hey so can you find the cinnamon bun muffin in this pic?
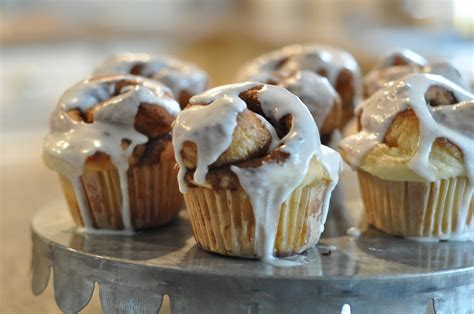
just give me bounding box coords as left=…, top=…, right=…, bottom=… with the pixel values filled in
left=340, top=73, right=474, bottom=240
left=364, top=49, right=469, bottom=98
left=237, top=44, right=362, bottom=137
left=173, top=82, right=342, bottom=265
left=43, top=75, right=182, bottom=232
left=93, top=53, right=209, bottom=108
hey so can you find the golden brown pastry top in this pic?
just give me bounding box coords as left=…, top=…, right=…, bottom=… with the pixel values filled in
left=172, top=82, right=342, bottom=192
left=44, top=74, right=180, bottom=177
left=340, top=73, right=474, bottom=183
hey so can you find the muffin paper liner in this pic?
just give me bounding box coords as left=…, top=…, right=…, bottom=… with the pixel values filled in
left=59, top=160, right=182, bottom=230
left=183, top=182, right=329, bottom=258
left=358, top=170, right=473, bottom=239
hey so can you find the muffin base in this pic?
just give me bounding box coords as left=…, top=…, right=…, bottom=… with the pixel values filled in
left=183, top=182, right=329, bottom=258
left=59, top=161, right=182, bottom=230
left=358, top=170, right=473, bottom=239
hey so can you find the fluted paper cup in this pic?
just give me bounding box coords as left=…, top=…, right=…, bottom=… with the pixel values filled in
left=358, top=170, right=473, bottom=240
left=183, top=182, right=329, bottom=258
left=59, top=160, right=182, bottom=231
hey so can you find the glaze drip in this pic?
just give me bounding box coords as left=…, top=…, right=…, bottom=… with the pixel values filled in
left=172, top=82, right=342, bottom=265
left=44, top=75, right=180, bottom=232
left=372, top=49, right=428, bottom=69
left=431, top=101, right=474, bottom=138
left=173, top=92, right=249, bottom=192
left=279, top=71, right=339, bottom=130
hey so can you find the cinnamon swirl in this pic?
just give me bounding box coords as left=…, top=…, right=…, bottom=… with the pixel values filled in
left=173, top=82, right=342, bottom=265
left=43, top=75, right=182, bottom=232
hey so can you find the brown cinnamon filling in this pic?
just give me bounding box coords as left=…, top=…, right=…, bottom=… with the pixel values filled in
left=274, top=56, right=290, bottom=69
left=66, top=79, right=139, bottom=123
left=128, top=63, right=196, bottom=109
left=130, top=62, right=199, bottom=109
left=238, top=86, right=292, bottom=138
left=67, top=78, right=176, bottom=168
left=130, top=133, right=172, bottom=166
left=129, top=63, right=146, bottom=76
left=259, top=53, right=355, bottom=124
left=85, top=132, right=172, bottom=169
left=182, top=84, right=300, bottom=190
left=184, top=149, right=292, bottom=191
left=425, top=85, right=458, bottom=107
left=391, top=55, right=410, bottom=67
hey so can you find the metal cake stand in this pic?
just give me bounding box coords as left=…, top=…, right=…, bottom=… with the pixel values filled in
left=31, top=196, right=474, bottom=314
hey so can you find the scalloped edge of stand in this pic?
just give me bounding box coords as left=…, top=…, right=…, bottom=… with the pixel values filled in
left=32, top=225, right=474, bottom=314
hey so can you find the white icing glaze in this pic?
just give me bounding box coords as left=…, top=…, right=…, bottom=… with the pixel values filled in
left=172, top=83, right=253, bottom=193
left=431, top=101, right=474, bottom=138
left=340, top=73, right=474, bottom=239
left=254, top=113, right=280, bottom=150
left=364, top=65, right=421, bottom=97
left=317, top=244, right=337, bottom=255
left=279, top=71, right=338, bottom=130
left=94, top=53, right=208, bottom=101
left=340, top=303, right=351, bottom=314
left=172, top=82, right=342, bottom=266
left=346, top=227, right=361, bottom=237
left=69, top=176, right=93, bottom=228
left=238, top=44, right=361, bottom=89
left=364, top=63, right=470, bottom=98
left=364, top=50, right=469, bottom=97
left=425, top=63, right=470, bottom=90
left=372, top=49, right=428, bottom=69
left=44, top=75, right=180, bottom=232
left=407, top=232, right=474, bottom=242
left=405, top=237, right=446, bottom=243
left=317, top=145, right=342, bottom=235
left=237, top=44, right=362, bottom=123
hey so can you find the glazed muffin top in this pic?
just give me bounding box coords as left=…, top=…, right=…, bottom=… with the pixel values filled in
left=173, top=82, right=342, bottom=193
left=236, top=44, right=362, bottom=126
left=363, top=49, right=469, bottom=98
left=44, top=75, right=180, bottom=177
left=93, top=53, right=209, bottom=108
left=172, top=82, right=342, bottom=265
left=266, top=71, right=343, bottom=137
left=339, top=73, right=474, bottom=184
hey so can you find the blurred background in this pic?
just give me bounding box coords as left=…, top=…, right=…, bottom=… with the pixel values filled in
left=1, top=0, right=473, bottom=312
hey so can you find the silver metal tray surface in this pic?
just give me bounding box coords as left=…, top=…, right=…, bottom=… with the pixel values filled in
left=32, top=191, right=474, bottom=314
